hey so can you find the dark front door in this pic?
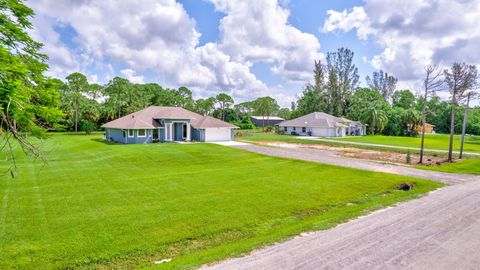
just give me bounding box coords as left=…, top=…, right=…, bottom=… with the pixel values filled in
left=153, top=129, right=159, bottom=140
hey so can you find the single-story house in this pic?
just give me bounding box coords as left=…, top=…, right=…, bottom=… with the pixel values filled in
left=277, top=112, right=366, bottom=137
left=101, top=106, right=238, bottom=144
left=416, top=123, right=435, bottom=134
left=250, top=116, right=285, bottom=127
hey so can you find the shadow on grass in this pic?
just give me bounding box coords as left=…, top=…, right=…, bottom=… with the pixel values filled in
left=91, top=138, right=124, bottom=145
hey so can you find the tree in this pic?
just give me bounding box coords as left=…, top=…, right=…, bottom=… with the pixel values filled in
left=459, top=91, right=477, bottom=159
left=444, top=63, right=477, bottom=162
left=392, top=90, right=416, bottom=110
left=277, top=108, right=291, bottom=120
left=103, top=77, right=132, bottom=119
left=1, top=0, right=59, bottom=174
left=253, top=97, right=279, bottom=130
left=402, top=108, right=421, bottom=137
left=346, top=88, right=387, bottom=121
left=194, top=97, right=216, bottom=116
left=325, top=48, right=359, bottom=116
left=294, top=60, right=326, bottom=117
left=366, top=70, right=398, bottom=101
left=419, top=65, right=443, bottom=163
left=215, top=93, right=234, bottom=121
left=65, top=73, right=90, bottom=132
left=361, top=103, right=388, bottom=135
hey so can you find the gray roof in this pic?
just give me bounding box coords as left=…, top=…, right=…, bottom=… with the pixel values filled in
left=250, top=116, right=284, bottom=121
left=101, top=106, right=238, bottom=129
left=278, top=112, right=356, bottom=128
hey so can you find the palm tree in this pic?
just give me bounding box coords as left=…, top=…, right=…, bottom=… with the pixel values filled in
left=361, top=104, right=388, bottom=135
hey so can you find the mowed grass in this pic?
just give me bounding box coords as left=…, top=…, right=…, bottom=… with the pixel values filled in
left=0, top=134, right=442, bottom=269
left=417, top=159, right=480, bottom=175
left=332, top=134, right=480, bottom=153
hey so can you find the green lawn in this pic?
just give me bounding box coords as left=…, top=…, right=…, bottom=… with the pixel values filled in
left=417, top=159, right=480, bottom=175
left=332, top=134, right=480, bottom=153
left=0, top=134, right=442, bottom=269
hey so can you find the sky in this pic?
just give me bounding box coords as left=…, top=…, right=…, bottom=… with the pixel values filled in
left=28, top=0, right=480, bottom=107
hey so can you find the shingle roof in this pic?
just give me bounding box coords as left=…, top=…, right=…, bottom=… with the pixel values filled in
left=277, top=112, right=352, bottom=128
left=101, top=106, right=238, bottom=129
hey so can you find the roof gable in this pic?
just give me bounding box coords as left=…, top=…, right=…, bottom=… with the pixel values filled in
left=101, top=106, right=237, bottom=129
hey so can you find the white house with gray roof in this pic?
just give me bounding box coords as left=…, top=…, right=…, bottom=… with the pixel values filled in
left=101, top=106, right=238, bottom=144
left=277, top=112, right=366, bottom=137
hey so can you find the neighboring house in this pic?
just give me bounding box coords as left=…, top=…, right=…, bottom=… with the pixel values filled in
left=101, top=106, right=238, bottom=144
left=416, top=123, right=435, bottom=134
left=250, top=116, right=285, bottom=127
left=277, top=112, right=366, bottom=137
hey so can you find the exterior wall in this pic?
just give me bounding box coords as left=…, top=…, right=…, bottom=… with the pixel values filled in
left=281, top=126, right=346, bottom=137
left=191, top=128, right=201, bottom=141
left=106, top=128, right=126, bottom=143
left=106, top=128, right=154, bottom=144
left=126, top=129, right=154, bottom=144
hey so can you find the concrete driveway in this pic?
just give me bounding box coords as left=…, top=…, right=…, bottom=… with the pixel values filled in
left=200, top=144, right=480, bottom=270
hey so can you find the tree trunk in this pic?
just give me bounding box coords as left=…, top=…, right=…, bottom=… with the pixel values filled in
left=447, top=100, right=456, bottom=162
left=419, top=92, right=428, bottom=164
left=75, top=98, right=79, bottom=132
left=262, top=115, right=265, bottom=131
left=459, top=94, right=470, bottom=159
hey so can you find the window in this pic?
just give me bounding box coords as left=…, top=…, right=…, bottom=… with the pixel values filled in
left=302, top=127, right=306, bottom=133
left=137, top=129, right=146, bottom=137
left=128, top=129, right=134, bottom=137
left=123, top=131, right=126, bottom=137
left=293, top=127, right=296, bottom=131
left=284, top=127, right=287, bottom=132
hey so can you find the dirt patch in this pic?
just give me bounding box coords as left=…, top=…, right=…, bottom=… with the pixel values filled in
left=254, top=141, right=449, bottom=166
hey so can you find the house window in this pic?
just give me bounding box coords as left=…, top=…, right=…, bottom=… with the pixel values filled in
left=293, top=127, right=296, bottom=131
left=284, top=127, right=287, bottom=132
left=128, top=129, right=134, bottom=137
left=137, top=129, right=146, bottom=137
left=302, top=127, right=306, bottom=133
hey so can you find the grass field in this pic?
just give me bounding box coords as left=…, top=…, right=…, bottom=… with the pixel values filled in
left=237, top=131, right=480, bottom=153
left=332, top=134, right=480, bottom=153
left=0, top=134, right=442, bottom=269
left=417, top=159, right=480, bottom=175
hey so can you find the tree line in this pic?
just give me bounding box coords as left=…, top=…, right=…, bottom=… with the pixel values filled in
left=1, top=1, right=478, bottom=174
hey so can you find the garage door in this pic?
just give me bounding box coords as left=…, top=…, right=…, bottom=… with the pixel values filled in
left=205, top=128, right=232, bottom=142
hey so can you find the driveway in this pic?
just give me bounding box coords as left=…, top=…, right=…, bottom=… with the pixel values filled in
left=233, top=144, right=479, bottom=185
left=200, top=144, right=480, bottom=270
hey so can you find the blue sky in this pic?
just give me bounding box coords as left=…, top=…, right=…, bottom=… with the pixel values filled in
left=29, top=0, right=480, bottom=106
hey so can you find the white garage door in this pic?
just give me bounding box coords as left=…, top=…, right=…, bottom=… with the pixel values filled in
left=205, top=128, right=232, bottom=142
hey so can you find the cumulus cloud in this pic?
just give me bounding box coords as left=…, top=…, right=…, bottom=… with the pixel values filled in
left=211, top=0, right=323, bottom=82
left=120, top=69, right=145, bottom=84
left=28, top=0, right=320, bottom=104
left=323, top=0, right=480, bottom=86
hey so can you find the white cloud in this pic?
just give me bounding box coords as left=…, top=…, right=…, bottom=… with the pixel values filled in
left=322, top=7, right=372, bottom=40
left=120, top=69, right=145, bottom=84
left=211, top=0, right=323, bottom=82
left=323, top=0, right=480, bottom=87
left=29, top=0, right=322, bottom=105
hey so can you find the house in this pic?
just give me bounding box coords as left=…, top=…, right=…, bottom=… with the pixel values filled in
left=277, top=112, right=366, bottom=137
left=250, top=116, right=285, bottom=127
left=101, top=106, right=238, bottom=143
left=416, top=123, right=435, bottom=134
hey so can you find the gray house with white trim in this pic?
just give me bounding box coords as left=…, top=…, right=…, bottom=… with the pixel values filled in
left=101, top=106, right=238, bottom=144
left=277, top=112, right=366, bottom=137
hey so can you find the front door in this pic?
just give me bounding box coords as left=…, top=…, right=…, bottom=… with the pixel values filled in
left=153, top=129, right=159, bottom=140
